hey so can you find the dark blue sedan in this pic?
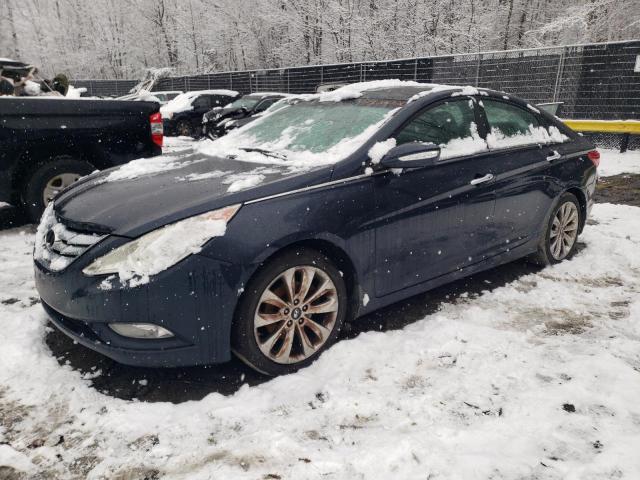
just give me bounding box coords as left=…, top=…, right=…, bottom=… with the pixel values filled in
left=34, top=82, right=599, bottom=376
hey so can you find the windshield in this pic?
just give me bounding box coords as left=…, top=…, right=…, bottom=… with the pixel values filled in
left=228, top=96, right=261, bottom=110
left=198, top=98, right=398, bottom=169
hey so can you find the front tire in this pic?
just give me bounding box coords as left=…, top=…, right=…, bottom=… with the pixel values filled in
left=176, top=119, right=193, bottom=137
left=531, top=192, right=581, bottom=265
left=232, top=248, right=348, bottom=376
left=22, top=156, right=94, bottom=223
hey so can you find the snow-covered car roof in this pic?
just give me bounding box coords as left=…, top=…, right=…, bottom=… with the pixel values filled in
left=299, top=80, right=472, bottom=103
left=161, top=89, right=240, bottom=116
left=243, top=92, right=292, bottom=98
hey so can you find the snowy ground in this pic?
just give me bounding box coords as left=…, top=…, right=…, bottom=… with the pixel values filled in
left=597, top=148, right=640, bottom=177
left=1, top=141, right=640, bottom=479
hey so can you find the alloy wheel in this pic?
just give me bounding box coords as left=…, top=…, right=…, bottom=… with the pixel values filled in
left=254, top=266, right=339, bottom=364
left=43, top=173, right=81, bottom=205
left=549, top=201, right=579, bottom=260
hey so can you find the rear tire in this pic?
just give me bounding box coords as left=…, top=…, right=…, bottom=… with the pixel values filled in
left=22, top=156, right=94, bottom=223
left=232, top=247, right=348, bottom=376
left=530, top=192, right=581, bottom=266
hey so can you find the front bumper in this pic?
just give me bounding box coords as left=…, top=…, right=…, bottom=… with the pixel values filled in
left=35, top=251, right=244, bottom=367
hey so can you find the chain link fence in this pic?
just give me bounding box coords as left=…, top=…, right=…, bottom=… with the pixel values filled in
left=72, top=40, right=639, bottom=151
left=73, top=40, right=639, bottom=120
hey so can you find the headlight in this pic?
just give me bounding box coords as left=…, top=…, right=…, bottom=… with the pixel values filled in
left=202, top=114, right=208, bottom=123
left=83, top=204, right=241, bottom=284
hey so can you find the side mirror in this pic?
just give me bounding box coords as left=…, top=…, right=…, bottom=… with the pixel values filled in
left=378, top=142, right=441, bottom=169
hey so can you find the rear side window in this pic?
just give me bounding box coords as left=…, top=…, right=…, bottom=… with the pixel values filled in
left=394, top=99, right=487, bottom=160
left=482, top=99, right=567, bottom=148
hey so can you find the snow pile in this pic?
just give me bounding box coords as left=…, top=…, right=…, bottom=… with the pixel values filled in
left=486, top=124, right=568, bottom=149
left=65, top=85, right=87, bottom=98
left=33, top=203, right=104, bottom=272
left=368, top=138, right=397, bottom=164
left=223, top=172, right=267, bottom=192
left=439, top=122, right=488, bottom=159
left=99, top=155, right=201, bottom=183
left=597, top=148, right=640, bottom=177
left=23, top=80, right=41, bottom=96
left=97, top=213, right=228, bottom=288
left=1, top=203, right=640, bottom=478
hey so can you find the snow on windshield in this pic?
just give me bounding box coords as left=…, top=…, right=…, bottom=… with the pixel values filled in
left=198, top=99, right=400, bottom=170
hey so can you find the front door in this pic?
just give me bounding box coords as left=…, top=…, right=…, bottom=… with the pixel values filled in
left=373, top=97, right=497, bottom=297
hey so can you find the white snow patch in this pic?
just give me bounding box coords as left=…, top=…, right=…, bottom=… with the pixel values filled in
left=368, top=138, right=396, bottom=164
left=362, top=293, right=370, bottom=306
left=23, top=80, right=41, bottom=96
left=103, top=214, right=227, bottom=287
left=0, top=444, right=35, bottom=475
left=450, top=85, right=480, bottom=96
left=4, top=202, right=640, bottom=478
left=175, top=170, right=230, bottom=182
left=100, top=155, right=201, bottom=183
left=598, top=148, right=640, bottom=177
left=439, top=122, right=487, bottom=159
left=486, top=124, right=568, bottom=149
left=223, top=172, right=267, bottom=193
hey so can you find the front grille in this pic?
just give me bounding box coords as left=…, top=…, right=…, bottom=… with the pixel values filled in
left=35, top=204, right=106, bottom=272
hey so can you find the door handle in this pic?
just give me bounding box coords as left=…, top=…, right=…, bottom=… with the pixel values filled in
left=470, top=173, right=494, bottom=186
left=546, top=150, right=561, bottom=162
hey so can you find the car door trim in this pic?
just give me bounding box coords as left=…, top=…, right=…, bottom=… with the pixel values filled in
left=244, top=172, right=380, bottom=205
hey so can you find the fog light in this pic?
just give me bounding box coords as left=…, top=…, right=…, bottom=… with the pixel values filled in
left=109, top=323, right=174, bottom=339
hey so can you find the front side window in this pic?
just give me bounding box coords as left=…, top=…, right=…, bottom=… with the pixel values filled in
left=482, top=99, right=566, bottom=148
left=394, top=99, right=487, bottom=160
left=193, top=96, right=210, bottom=109
left=254, top=98, right=280, bottom=113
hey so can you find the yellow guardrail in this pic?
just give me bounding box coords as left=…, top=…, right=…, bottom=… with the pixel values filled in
left=562, top=119, right=640, bottom=134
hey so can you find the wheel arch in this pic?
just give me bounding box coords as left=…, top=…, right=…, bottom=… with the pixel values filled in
left=235, top=237, right=362, bottom=333
left=564, top=186, right=587, bottom=233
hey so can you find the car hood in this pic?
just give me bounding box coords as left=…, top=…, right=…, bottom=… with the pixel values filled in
left=54, top=150, right=332, bottom=238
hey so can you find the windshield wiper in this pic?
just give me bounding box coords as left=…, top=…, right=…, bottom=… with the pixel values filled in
left=238, top=147, right=288, bottom=160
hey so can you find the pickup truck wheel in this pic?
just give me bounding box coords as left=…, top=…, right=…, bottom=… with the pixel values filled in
left=23, top=157, right=94, bottom=222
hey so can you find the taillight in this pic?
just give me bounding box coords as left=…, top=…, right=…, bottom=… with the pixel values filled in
left=149, top=112, right=163, bottom=148
left=587, top=150, right=600, bottom=167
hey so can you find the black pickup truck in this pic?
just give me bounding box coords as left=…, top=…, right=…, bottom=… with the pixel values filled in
left=0, top=97, right=162, bottom=221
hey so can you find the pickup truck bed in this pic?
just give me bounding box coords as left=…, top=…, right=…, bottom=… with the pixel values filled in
left=0, top=97, right=162, bottom=221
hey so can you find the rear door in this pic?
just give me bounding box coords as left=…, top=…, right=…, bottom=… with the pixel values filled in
left=477, top=98, right=558, bottom=250
left=373, top=97, right=498, bottom=297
